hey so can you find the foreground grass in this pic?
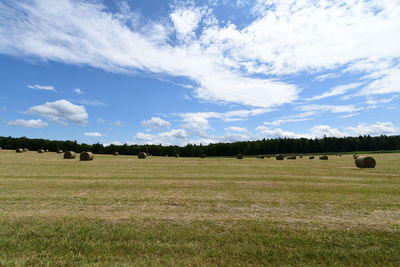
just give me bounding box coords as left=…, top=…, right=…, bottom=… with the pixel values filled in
left=0, top=151, right=399, bottom=266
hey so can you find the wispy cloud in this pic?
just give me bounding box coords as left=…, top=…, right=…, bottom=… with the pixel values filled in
left=263, top=111, right=317, bottom=126
left=307, top=82, right=363, bottom=101
left=84, top=132, right=103, bottom=137
left=96, top=118, right=105, bottom=124
left=0, top=0, right=298, bottom=108
left=72, top=99, right=107, bottom=106
left=299, top=104, right=363, bottom=114
left=27, top=84, right=55, bottom=91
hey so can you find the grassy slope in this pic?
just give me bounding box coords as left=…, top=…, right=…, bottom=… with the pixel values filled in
left=0, top=151, right=399, bottom=266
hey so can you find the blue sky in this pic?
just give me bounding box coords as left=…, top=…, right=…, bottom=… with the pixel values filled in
left=0, top=0, right=399, bottom=145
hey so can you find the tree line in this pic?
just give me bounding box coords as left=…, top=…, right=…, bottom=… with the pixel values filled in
left=1, top=135, right=400, bottom=157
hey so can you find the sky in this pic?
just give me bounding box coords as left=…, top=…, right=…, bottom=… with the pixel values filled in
left=0, top=0, right=399, bottom=146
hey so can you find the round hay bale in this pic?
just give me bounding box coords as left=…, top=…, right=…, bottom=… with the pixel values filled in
left=16, top=148, right=23, bottom=153
left=309, top=156, right=315, bottom=160
left=113, top=152, right=119, bottom=156
left=355, top=156, right=376, bottom=168
left=38, top=149, right=45, bottom=153
left=45, top=149, right=49, bottom=152
left=138, top=152, right=147, bottom=159
left=23, top=148, right=29, bottom=152
left=276, top=154, right=284, bottom=160
left=57, top=150, right=63, bottom=154
left=64, top=151, right=76, bottom=159
left=286, top=156, right=296, bottom=160
left=259, top=155, right=265, bottom=159
left=174, top=154, right=180, bottom=158
left=80, top=151, right=94, bottom=161
left=236, top=154, right=244, bottom=159
left=299, top=156, right=303, bottom=158
left=319, top=155, right=328, bottom=160
left=200, top=153, right=206, bottom=158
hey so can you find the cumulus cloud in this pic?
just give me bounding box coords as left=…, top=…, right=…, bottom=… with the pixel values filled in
left=26, top=99, right=88, bottom=125
left=103, top=141, right=124, bottom=146
left=135, top=129, right=188, bottom=142
left=256, top=122, right=399, bottom=140
left=256, top=126, right=303, bottom=139
left=135, top=132, right=155, bottom=141
left=346, top=122, right=399, bottom=136
left=309, top=125, right=347, bottom=138
left=141, top=117, right=170, bottom=129
left=159, top=129, right=188, bottom=140
left=8, top=119, right=48, bottom=128
left=181, top=116, right=210, bottom=136
left=27, top=84, right=55, bottom=91
left=84, top=132, right=103, bottom=137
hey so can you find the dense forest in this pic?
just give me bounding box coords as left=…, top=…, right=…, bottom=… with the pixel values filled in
left=1, top=135, right=400, bottom=157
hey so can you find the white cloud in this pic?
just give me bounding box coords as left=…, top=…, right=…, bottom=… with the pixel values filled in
left=358, top=67, right=400, bottom=95
left=141, top=117, right=170, bottom=129
left=299, top=104, right=362, bottom=114
left=365, top=98, right=394, bottom=105
left=309, top=125, right=347, bottom=138
left=225, top=126, right=248, bottom=133
left=256, top=126, right=303, bottom=139
left=257, top=124, right=348, bottom=139
left=26, top=99, right=88, bottom=125
left=181, top=115, right=210, bottom=136
left=202, top=0, right=400, bottom=96
left=263, top=111, right=316, bottom=126
left=73, top=88, right=84, bottom=94
left=96, top=118, right=105, bottom=124
left=159, top=129, right=188, bottom=140
left=27, top=84, right=55, bottom=91
left=135, top=132, right=155, bottom=141
left=307, top=82, right=363, bottom=101
left=110, top=120, right=122, bottom=127
left=8, top=119, right=48, bottom=128
left=170, top=6, right=204, bottom=38
left=314, top=73, right=339, bottom=82
left=103, top=141, right=124, bottom=146
left=84, top=132, right=103, bottom=137
left=135, top=129, right=188, bottom=142
left=0, top=0, right=298, bottom=108
left=177, top=108, right=273, bottom=123
left=72, top=99, right=107, bottom=106
left=346, top=122, right=399, bottom=136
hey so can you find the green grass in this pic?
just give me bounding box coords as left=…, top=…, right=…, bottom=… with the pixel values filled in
left=0, top=150, right=399, bottom=266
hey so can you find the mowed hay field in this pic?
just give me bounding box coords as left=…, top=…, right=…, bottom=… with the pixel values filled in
left=0, top=151, right=399, bottom=266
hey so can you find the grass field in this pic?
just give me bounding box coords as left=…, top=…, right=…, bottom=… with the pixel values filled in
left=0, top=150, right=399, bottom=266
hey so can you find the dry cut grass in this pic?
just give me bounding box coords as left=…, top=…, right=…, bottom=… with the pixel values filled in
left=0, top=150, right=399, bottom=266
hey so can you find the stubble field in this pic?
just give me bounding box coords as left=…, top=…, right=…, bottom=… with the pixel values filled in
left=0, top=150, right=399, bottom=266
